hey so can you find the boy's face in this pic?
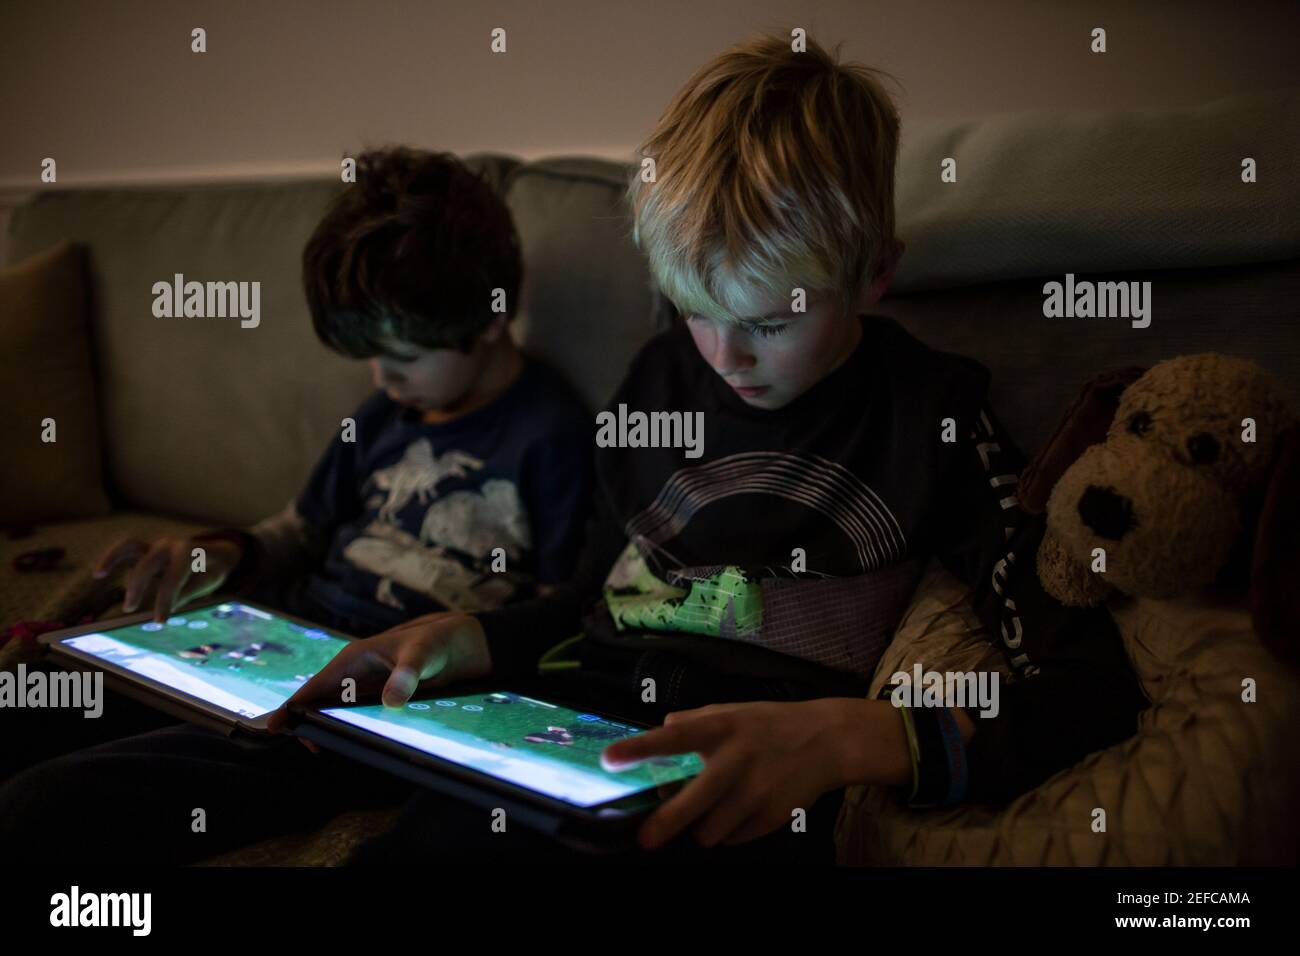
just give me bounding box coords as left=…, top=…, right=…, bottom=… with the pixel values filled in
left=684, top=244, right=902, bottom=410
left=367, top=325, right=498, bottom=412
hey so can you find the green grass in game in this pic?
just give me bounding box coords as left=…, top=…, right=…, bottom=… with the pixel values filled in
left=354, top=692, right=703, bottom=790
left=97, top=604, right=347, bottom=712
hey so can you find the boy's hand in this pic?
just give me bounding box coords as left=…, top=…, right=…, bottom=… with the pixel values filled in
left=94, top=536, right=243, bottom=622
left=601, top=698, right=912, bottom=850
left=265, top=612, right=492, bottom=735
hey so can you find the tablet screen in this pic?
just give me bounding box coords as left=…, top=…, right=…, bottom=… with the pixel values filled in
left=60, top=602, right=348, bottom=720
left=322, top=692, right=704, bottom=807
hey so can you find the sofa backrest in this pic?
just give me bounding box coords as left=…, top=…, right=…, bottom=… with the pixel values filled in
left=6, top=155, right=670, bottom=525
left=8, top=87, right=1299, bottom=525
left=880, top=257, right=1300, bottom=455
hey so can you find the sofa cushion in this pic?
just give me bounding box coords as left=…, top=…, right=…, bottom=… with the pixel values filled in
left=0, top=240, right=111, bottom=526
left=504, top=157, right=672, bottom=411
left=0, top=511, right=208, bottom=641
left=7, top=181, right=369, bottom=526
left=891, top=87, right=1300, bottom=293
left=877, top=256, right=1300, bottom=454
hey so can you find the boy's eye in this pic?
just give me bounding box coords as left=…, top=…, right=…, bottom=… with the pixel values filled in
left=682, top=313, right=786, bottom=337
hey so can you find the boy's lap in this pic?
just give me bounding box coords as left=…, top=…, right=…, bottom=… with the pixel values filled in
left=0, top=722, right=408, bottom=866
left=347, top=776, right=844, bottom=868
left=304, top=743, right=835, bottom=866
left=0, top=673, right=176, bottom=782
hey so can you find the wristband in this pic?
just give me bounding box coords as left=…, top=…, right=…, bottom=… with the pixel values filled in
left=906, top=707, right=951, bottom=808
left=933, top=706, right=970, bottom=806
left=879, top=683, right=923, bottom=804
left=898, top=704, right=921, bottom=802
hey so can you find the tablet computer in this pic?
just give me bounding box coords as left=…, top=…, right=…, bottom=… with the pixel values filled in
left=38, top=599, right=353, bottom=734
left=292, top=689, right=704, bottom=853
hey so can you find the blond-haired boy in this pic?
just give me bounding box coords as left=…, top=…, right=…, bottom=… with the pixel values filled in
left=282, top=35, right=1146, bottom=865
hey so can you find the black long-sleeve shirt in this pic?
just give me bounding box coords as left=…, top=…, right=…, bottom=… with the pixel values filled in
left=478, top=315, right=1146, bottom=805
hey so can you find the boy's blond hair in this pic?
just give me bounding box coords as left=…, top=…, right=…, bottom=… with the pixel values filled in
left=628, top=34, right=900, bottom=323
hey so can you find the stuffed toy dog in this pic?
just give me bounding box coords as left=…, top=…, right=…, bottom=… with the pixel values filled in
left=1019, top=354, right=1299, bottom=666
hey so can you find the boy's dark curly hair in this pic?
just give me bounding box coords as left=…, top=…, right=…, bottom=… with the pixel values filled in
left=303, top=147, right=522, bottom=357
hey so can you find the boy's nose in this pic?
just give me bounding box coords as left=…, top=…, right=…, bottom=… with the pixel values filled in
left=711, top=324, right=755, bottom=375
left=369, top=360, right=404, bottom=389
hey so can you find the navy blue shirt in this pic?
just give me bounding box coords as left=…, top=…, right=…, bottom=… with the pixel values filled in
left=287, top=358, right=592, bottom=636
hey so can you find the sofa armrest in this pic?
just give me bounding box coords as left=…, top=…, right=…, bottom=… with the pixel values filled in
left=0, top=512, right=211, bottom=669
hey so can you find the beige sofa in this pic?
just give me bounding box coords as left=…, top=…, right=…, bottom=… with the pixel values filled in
left=3, top=87, right=1298, bottom=864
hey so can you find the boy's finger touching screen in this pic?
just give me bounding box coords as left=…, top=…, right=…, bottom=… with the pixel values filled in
left=267, top=611, right=491, bottom=732
left=600, top=719, right=707, bottom=771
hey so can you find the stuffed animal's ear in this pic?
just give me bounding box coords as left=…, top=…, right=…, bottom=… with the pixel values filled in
left=1250, top=426, right=1300, bottom=668
left=1020, top=366, right=1147, bottom=514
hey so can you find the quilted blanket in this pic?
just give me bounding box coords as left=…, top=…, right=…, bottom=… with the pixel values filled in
left=836, top=561, right=1300, bottom=865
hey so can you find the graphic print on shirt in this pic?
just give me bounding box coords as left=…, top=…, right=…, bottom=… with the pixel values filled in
left=371, top=442, right=484, bottom=522
left=624, top=451, right=906, bottom=574
left=343, top=438, right=532, bottom=613
left=600, top=452, right=912, bottom=674
left=604, top=542, right=764, bottom=637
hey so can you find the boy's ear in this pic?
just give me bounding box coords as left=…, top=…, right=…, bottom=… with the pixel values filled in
left=860, top=240, right=905, bottom=308
left=1249, top=426, right=1300, bottom=668
left=884, top=239, right=905, bottom=273
left=480, top=313, right=510, bottom=344
left=1019, top=366, right=1147, bottom=513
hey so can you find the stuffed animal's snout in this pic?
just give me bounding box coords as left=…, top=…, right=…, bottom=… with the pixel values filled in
left=1076, top=484, right=1138, bottom=540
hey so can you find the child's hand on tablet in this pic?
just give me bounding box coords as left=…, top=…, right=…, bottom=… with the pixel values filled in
left=94, top=536, right=244, bottom=622
left=600, top=698, right=913, bottom=850
left=266, top=612, right=492, bottom=734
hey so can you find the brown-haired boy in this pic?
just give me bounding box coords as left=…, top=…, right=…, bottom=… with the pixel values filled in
left=99, top=147, right=592, bottom=634
left=0, top=148, right=594, bottom=863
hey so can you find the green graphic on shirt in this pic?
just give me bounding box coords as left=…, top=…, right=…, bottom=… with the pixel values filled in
left=602, top=542, right=762, bottom=637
